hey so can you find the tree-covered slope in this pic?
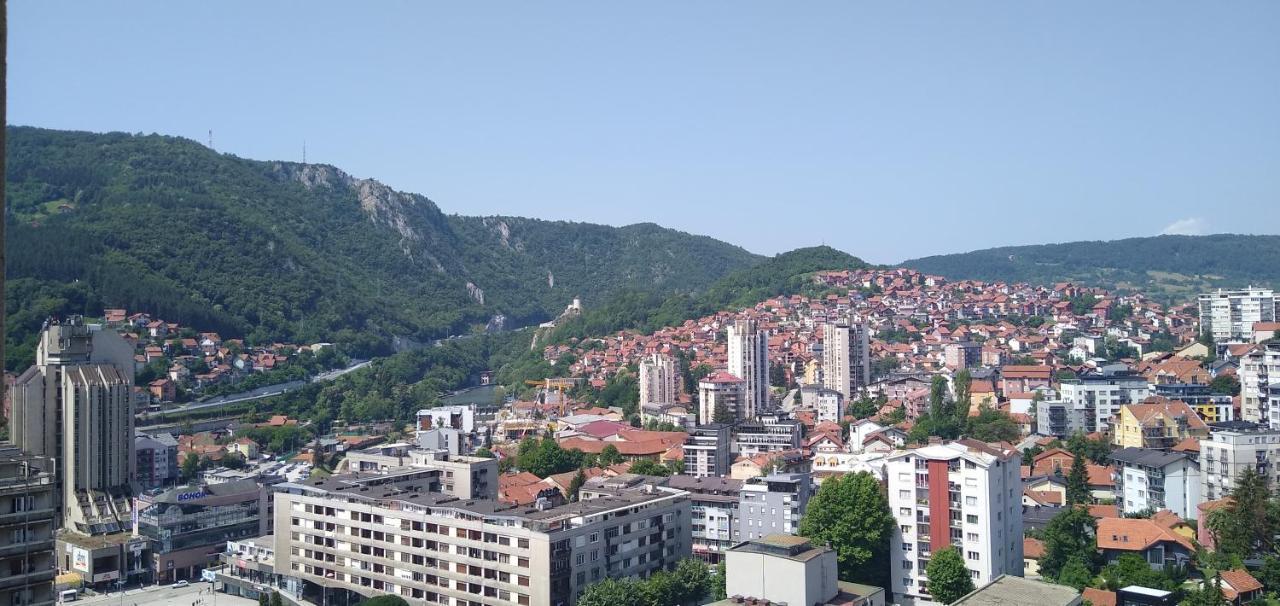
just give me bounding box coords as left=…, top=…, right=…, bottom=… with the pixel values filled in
left=4, top=127, right=761, bottom=368
left=901, top=235, right=1280, bottom=298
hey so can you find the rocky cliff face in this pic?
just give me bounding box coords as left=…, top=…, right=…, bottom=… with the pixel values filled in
left=271, top=162, right=452, bottom=270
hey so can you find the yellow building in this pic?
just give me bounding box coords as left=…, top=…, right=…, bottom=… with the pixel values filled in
left=1113, top=399, right=1209, bottom=449
left=802, top=359, right=821, bottom=386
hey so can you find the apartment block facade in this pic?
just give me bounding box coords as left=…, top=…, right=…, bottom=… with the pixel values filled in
left=735, top=473, right=812, bottom=542
left=638, top=353, right=678, bottom=409
left=667, top=475, right=741, bottom=564
left=274, top=472, right=691, bottom=606
left=8, top=317, right=137, bottom=535
left=887, top=441, right=1023, bottom=606
left=1059, top=369, right=1152, bottom=433
left=0, top=445, right=57, bottom=606
left=1199, top=287, right=1279, bottom=343
left=727, top=319, right=770, bottom=419
left=1110, top=448, right=1200, bottom=519
left=1201, top=421, right=1280, bottom=501
left=681, top=424, right=732, bottom=479
left=822, top=320, right=870, bottom=402
left=698, top=372, right=746, bottom=425
left=1240, top=343, right=1280, bottom=426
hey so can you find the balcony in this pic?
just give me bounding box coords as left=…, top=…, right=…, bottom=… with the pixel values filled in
left=0, top=507, right=56, bottom=525
left=0, top=537, right=55, bottom=558
left=0, top=567, right=57, bottom=591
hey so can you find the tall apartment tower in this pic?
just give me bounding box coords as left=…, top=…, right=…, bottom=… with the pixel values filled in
left=8, top=316, right=137, bottom=534
left=822, top=319, right=870, bottom=402
left=1199, top=287, right=1279, bottom=343
left=886, top=440, right=1023, bottom=605
left=727, top=319, right=770, bottom=419
left=639, top=353, right=678, bottom=408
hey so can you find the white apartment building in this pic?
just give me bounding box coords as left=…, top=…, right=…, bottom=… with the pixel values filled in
left=798, top=384, right=844, bottom=424
left=638, top=353, right=678, bottom=409
left=1201, top=420, right=1280, bottom=502
left=1199, top=287, right=1279, bottom=343
left=727, top=319, right=770, bottom=419
left=822, top=320, right=871, bottom=402
left=887, top=441, right=1023, bottom=606
left=1110, top=448, right=1200, bottom=519
left=1240, top=343, right=1280, bottom=426
left=699, top=372, right=746, bottom=425
left=275, top=473, right=691, bottom=606
left=1059, top=369, right=1152, bottom=433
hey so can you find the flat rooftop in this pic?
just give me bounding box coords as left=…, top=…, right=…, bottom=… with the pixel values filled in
left=299, top=472, right=681, bottom=524
left=952, top=575, right=1081, bottom=606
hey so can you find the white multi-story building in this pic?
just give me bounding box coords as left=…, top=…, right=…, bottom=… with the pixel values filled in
left=639, top=353, right=678, bottom=409
left=1110, top=448, right=1200, bottom=519
left=728, top=319, right=770, bottom=419
left=887, top=440, right=1023, bottom=605
left=798, top=385, right=844, bottom=424
left=1059, top=369, right=1151, bottom=433
left=1240, top=343, right=1280, bottom=426
left=1199, top=287, right=1279, bottom=343
left=699, top=372, right=746, bottom=425
left=275, top=472, right=691, bottom=606
left=822, top=320, right=871, bottom=402
left=1201, top=420, right=1280, bottom=501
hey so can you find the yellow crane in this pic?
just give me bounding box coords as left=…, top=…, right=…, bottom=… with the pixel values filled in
left=524, top=378, right=577, bottom=416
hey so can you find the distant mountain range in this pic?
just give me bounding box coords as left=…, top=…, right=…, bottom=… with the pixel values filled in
left=901, top=234, right=1280, bottom=299
left=7, top=127, right=1277, bottom=370
left=3, top=127, right=763, bottom=367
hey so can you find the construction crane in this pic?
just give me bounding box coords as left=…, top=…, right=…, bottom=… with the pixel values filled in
left=524, top=378, right=577, bottom=416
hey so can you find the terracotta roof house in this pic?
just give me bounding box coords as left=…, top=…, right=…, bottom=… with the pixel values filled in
left=1219, top=569, right=1264, bottom=604
left=1096, top=517, right=1195, bottom=571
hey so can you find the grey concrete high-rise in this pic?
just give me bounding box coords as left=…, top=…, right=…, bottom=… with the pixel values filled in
left=8, top=317, right=136, bottom=535
left=822, top=319, right=870, bottom=402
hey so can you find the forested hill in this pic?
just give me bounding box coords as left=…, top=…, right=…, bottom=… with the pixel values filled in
left=901, top=234, right=1280, bottom=299
left=3, top=126, right=762, bottom=368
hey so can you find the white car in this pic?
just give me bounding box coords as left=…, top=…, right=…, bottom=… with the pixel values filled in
left=173, top=580, right=189, bottom=588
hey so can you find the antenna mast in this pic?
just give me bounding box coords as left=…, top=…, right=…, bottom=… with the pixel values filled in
left=303, top=140, right=307, bottom=164
left=208, top=129, right=213, bottom=149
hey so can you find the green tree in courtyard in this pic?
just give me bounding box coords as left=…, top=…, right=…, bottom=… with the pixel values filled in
left=1040, top=507, right=1098, bottom=582
left=797, top=472, right=894, bottom=587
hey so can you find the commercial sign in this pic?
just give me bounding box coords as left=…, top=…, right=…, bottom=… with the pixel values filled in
left=72, top=548, right=89, bottom=572
left=176, top=491, right=208, bottom=502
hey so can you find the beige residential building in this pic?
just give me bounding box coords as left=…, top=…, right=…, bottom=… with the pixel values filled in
left=342, top=442, right=499, bottom=500
left=8, top=317, right=136, bottom=535
left=274, top=473, right=691, bottom=606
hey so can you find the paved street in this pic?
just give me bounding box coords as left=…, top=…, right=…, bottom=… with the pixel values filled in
left=75, top=583, right=257, bottom=606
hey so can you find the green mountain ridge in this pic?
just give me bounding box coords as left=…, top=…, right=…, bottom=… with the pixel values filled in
left=900, top=234, right=1280, bottom=299
left=3, top=126, right=764, bottom=368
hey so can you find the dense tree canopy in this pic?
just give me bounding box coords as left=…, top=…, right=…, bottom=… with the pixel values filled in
left=4, top=127, right=762, bottom=369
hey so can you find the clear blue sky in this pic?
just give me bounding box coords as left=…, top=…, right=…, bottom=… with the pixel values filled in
left=9, top=2, right=1280, bottom=263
